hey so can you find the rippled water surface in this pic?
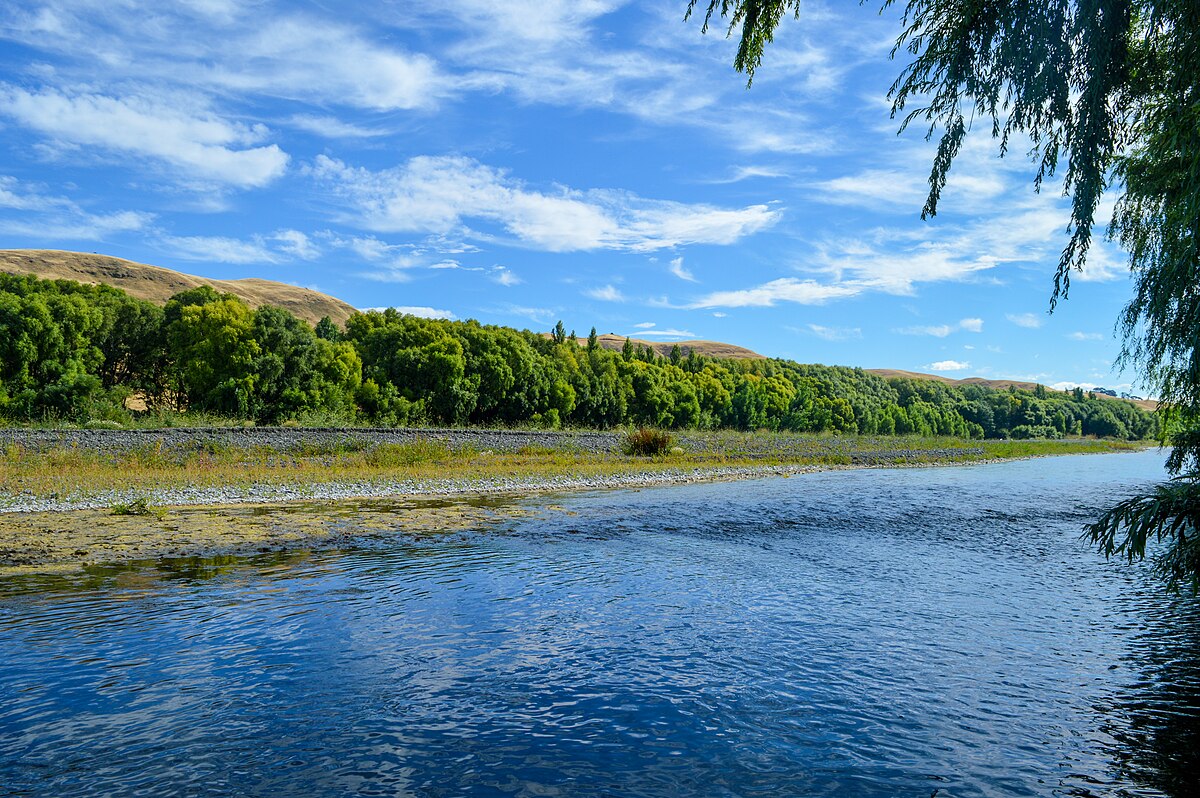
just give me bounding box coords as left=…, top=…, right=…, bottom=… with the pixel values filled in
left=3, top=451, right=1200, bottom=797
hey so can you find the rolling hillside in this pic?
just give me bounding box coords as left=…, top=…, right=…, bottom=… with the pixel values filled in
left=563, top=333, right=766, bottom=360
left=0, top=250, right=357, bottom=326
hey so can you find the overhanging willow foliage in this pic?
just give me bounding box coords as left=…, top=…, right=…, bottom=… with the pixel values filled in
left=688, top=0, right=1200, bottom=587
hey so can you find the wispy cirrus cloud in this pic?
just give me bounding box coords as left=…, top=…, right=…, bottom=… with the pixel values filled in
left=807, top=323, right=861, bottom=341
left=626, top=328, right=695, bottom=338
left=1006, top=312, right=1044, bottom=329
left=896, top=318, right=983, bottom=337
left=688, top=277, right=860, bottom=308
left=6, top=3, right=447, bottom=112
left=0, top=176, right=153, bottom=240
left=586, top=284, right=625, bottom=301
left=668, top=256, right=696, bottom=282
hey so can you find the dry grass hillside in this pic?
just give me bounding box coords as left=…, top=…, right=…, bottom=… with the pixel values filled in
left=558, top=332, right=765, bottom=360
left=868, top=368, right=1158, bottom=411
left=0, top=250, right=357, bottom=326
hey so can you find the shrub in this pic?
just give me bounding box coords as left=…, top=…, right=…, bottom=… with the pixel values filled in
left=624, top=428, right=674, bottom=456
left=111, top=497, right=155, bottom=516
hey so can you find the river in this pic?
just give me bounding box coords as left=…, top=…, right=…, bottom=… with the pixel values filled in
left=2, top=450, right=1198, bottom=797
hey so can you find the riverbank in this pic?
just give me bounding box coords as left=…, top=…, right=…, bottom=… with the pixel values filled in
left=0, top=428, right=1148, bottom=574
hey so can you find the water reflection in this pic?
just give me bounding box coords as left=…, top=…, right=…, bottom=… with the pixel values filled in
left=1, top=451, right=1198, bottom=797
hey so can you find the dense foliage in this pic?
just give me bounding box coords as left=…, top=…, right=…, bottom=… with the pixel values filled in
left=0, top=274, right=1158, bottom=441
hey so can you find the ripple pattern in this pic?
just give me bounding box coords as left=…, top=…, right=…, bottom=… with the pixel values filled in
left=2, top=451, right=1198, bottom=797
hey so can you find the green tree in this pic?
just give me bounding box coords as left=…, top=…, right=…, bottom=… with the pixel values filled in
left=167, top=294, right=259, bottom=415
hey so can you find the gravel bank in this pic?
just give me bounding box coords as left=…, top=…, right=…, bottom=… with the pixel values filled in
left=0, top=425, right=983, bottom=461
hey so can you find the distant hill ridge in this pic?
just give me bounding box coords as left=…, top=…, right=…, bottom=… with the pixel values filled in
left=0, top=249, right=357, bottom=326
left=556, top=332, right=766, bottom=361
left=866, top=369, right=1157, bottom=411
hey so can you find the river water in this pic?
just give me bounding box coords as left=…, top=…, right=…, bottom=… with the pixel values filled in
left=2, top=450, right=1198, bottom=797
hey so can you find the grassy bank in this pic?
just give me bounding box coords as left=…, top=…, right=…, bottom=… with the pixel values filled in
left=0, top=431, right=1148, bottom=576
left=0, top=430, right=1144, bottom=504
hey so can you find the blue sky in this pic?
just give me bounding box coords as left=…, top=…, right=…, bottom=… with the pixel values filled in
left=0, top=0, right=1144, bottom=393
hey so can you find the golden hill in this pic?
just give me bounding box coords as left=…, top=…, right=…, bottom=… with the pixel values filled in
left=867, top=368, right=1158, bottom=411
left=555, top=332, right=765, bottom=360
left=0, top=250, right=357, bottom=327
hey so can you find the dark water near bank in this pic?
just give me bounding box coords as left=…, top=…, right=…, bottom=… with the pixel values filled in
left=2, top=452, right=1199, bottom=798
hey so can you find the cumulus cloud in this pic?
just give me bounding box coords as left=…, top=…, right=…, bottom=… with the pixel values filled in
left=309, top=155, right=780, bottom=252
left=0, top=86, right=288, bottom=187
left=926, top=360, right=971, bottom=372
left=1006, top=312, right=1044, bottom=329
left=1067, top=331, right=1104, bottom=341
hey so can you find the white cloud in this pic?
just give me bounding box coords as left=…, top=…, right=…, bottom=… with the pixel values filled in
left=668, top=256, right=696, bottom=282
left=6, top=5, right=446, bottom=112
left=491, top=266, right=521, bottom=286
left=1, top=85, right=289, bottom=188
left=689, top=278, right=860, bottom=308
left=203, top=17, right=443, bottom=111
left=896, top=318, right=983, bottom=337
left=705, top=165, right=788, bottom=184
left=1068, top=331, right=1104, bottom=341
left=504, top=305, right=556, bottom=325
left=587, top=284, right=625, bottom=301
left=807, top=323, right=861, bottom=341
left=272, top=229, right=319, bottom=260
left=814, top=168, right=927, bottom=210
left=160, top=234, right=284, bottom=264
left=628, top=328, right=695, bottom=338
left=1006, top=312, right=1044, bottom=329
left=385, top=306, right=457, bottom=320
left=344, top=236, right=400, bottom=262
left=0, top=176, right=153, bottom=239
left=926, top=360, right=970, bottom=372
left=633, top=321, right=656, bottom=329
left=288, top=115, right=388, bottom=139
left=310, top=154, right=780, bottom=252
left=160, top=228, right=323, bottom=264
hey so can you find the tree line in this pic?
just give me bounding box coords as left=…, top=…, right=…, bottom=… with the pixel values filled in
left=0, top=273, right=1158, bottom=439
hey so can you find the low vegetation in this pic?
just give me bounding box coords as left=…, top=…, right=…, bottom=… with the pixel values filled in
left=624, top=428, right=675, bottom=456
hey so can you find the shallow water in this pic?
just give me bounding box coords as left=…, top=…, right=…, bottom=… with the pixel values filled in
left=2, top=451, right=1198, bottom=797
